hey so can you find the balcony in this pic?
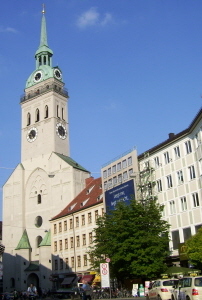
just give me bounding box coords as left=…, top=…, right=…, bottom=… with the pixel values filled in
left=20, top=84, right=69, bottom=103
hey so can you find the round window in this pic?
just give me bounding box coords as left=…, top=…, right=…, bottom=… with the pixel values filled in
left=35, top=216, right=43, bottom=228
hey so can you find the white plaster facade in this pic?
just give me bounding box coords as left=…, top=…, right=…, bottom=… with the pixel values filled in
left=138, top=109, right=202, bottom=262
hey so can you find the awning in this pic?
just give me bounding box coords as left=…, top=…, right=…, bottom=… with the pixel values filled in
left=61, top=276, right=75, bottom=285
left=24, top=261, right=39, bottom=272
left=81, top=274, right=95, bottom=283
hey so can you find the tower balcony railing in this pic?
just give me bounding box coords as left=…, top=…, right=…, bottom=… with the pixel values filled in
left=20, top=84, right=69, bottom=103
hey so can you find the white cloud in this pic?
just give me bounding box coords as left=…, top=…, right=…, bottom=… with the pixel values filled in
left=76, top=7, right=113, bottom=29
left=0, top=27, right=18, bottom=33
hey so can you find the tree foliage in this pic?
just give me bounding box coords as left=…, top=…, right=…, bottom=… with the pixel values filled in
left=89, top=199, right=170, bottom=282
left=185, top=227, right=202, bottom=269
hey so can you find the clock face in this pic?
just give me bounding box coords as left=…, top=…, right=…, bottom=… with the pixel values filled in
left=27, top=127, right=38, bottom=143
left=54, top=68, right=62, bottom=80
left=56, top=123, right=67, bottom=139
left=34, top=71, right=43, bottom=83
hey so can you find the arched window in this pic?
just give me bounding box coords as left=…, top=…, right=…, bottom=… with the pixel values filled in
left=43, top=56, right=46, bottom=65
left=27, top=113, right=31, bottom=126
left=44, top=105, right=48, bottom=119
left=57, top=105, right=59, bottom=118
left=62, top=108, right=64, bottom=120
left=37, top=194, right=41, bottom=204
left=35, top=109, right=40, bottom=122
left=36, top=236, right=43, bottom=248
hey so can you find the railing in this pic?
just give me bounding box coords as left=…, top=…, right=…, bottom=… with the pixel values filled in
left=20, top=84, right=69, bottom=103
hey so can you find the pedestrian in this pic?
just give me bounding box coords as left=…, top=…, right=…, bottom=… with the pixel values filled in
left=81, top=280, right=92, bottom=300
left=27, top=283, right=37, bottom=299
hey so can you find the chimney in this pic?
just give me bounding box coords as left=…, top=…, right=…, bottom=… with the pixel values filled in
left=168, top=133, right=175, bottom=139
left=85, top=176, right=94, bottom=187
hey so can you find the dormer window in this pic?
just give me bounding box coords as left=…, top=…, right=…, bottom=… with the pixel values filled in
left=86, top=186, right=95, bottom=194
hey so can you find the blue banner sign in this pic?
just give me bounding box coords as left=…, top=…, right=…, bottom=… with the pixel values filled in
left=105, top=179, right=135, bottom=213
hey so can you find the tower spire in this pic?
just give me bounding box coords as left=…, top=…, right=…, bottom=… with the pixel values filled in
left=35, top=5, right=53, bottom=69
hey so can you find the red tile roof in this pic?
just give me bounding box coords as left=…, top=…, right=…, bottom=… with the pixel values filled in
left=51, top=177, right=103, bottom=220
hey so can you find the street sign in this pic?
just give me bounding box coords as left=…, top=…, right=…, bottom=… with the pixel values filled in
left=100, top=263, right=110, bottom=288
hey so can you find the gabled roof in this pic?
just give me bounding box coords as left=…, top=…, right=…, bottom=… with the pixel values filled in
left=54, top=152, right=90, bottom=173
left=138, top=107, right=202, bottom=159
left=51, top=177, right=103, bottom=220
left=15, top=229, right=31, bottom=250
left=39, top=230, right=51, bottom=247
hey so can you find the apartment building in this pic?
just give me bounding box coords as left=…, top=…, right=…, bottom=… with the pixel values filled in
left=50, top=177, right=103, bottom=287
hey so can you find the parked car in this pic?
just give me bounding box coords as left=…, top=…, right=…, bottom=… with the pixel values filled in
left=171, top=276, right=202, bottom=300
left=147, top=279, right=179, bottom=300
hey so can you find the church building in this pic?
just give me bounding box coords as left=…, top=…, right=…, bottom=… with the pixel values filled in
left=2, top=8, right=90, bottom=292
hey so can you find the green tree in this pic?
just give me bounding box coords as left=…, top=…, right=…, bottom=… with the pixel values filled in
left=89, top=199, right=170, bottom=282
left=185, top=227, right=202, bottom=269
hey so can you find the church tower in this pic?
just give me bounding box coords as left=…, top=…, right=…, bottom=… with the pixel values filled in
left=2, top=7, right=90, bottom=292
left=21, top=6, right=69, bottom=161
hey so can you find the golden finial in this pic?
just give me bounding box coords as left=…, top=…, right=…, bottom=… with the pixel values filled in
left=42, top=4, right=45, bottom=14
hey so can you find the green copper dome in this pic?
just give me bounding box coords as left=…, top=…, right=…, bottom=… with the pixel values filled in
left=25, top=8, right=63, bottom=89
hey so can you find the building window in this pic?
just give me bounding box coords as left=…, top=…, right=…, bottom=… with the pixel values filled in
left=37, top=194, right=41, bottom=204
left=172, top=230, right=180, bottom=250
left=128, top=156, right=132, bottom=166
left=55, top=259, right=58, bottom=270
left=65, top=238, right=68, bottom=249
left=183, top=227, right=191, bottom=242
left=54, top=224, right=57, bottom=234
left=174, top=146, right=180, bottom=159
left=128, top=168, right=133, bottom=177
left=76, top=236, right=80, bottom=247
left=192, top=192, right=200, bottom=207
left=154, top=156, right=160, bottom=168
left=118, top=174, right=122, bottom=183
left=57, top=105, right=59, bottom=118
left=195, top=224, right=202, bottom=232
left=83, top=234, right=86, bottom=246
left=181, top=196, right=187, bottom=211
left=88, top=212, right=92, bottom=224
left=45, top=105, right=48, bottom=119
left=62, top=107, right=64, bottom=120
left=59, top=240, right=62, bottom=251
left=169, top=200, right=176, bottom=214
left=104, top=181, right=107, bottom=190
left=83, top=255, right=87, bottom=266
left=37, top=236, right=42, bottom=248
left=188, top=165, right=196, bottom=180
left=59, top=222, right=62, bottom=232
left=81, top=215, right=85, bottom=225
left=95, top=210, right=99, bottom=221
left=60, top=258, right=63, bottom=269
left=122, top=159, right=127, bottom=169
left=108, top=168, right=111, bottom=176
left=77, top=256, right=81, bottom=267
left=89, top=232, right=93, bottom=244
left=103, top=170, right=107, bottom=179
left=71, top=257, right=74, bottom=268
left=185, top=140, right=192, bottom=154
left=157, top=179, right=162, bottom=192
left=113, top=176, right=117, bottom=186
left=164, top=151, right=170, bottom=164
left=76, top=217, right=79, bottom=227
left=54, top=241, right=57, bottom=252
left=166, top=175, right=173, bottom=188
left=64, top=220, right=67, bottom=231
left=112, top=165, right=116, bottom=173
left=123, top=171, right=128, bottom=181
left=70, top=218, right=73, bottom=229
left=108, top=179, right=112, bottom=188
left=70, top=237, right=74, bottom=248
left=35, top=108, right=40, bottom=122
left=117, top=162, right=121, bottom=171
left=27, top=113, right=31, bottom=126
left=65, top=258, right=69, bottom=269
left=177, top=170, right=184, bottom=184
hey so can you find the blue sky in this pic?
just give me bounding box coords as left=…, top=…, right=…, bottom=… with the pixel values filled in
left=0, top=1, right=202, bottom=220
